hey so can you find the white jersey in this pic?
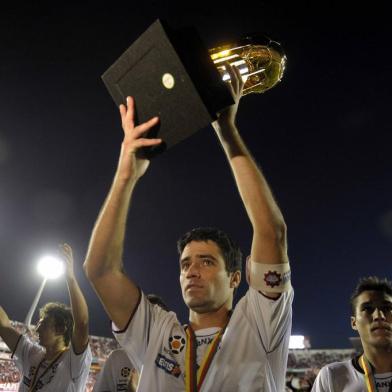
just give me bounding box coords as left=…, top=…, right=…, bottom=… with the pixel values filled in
left=312, top=358, right=392, bottom=392
left=113, top=286, right=294, bottom=392
left=12, top=334, right=92, bottom=392
left=93, top=349, right=134, bottom=392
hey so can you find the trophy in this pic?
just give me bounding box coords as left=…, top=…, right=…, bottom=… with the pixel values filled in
left=209, top=36, right=286, bottom=95
left=102, top=20, right=286, bottom=157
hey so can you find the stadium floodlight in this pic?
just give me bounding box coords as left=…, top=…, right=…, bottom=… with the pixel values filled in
left=37, top=255, right=65, bottom=279
left=24, top=255, right=65, bottom=327
left=289, top=335, right=306, bottom=349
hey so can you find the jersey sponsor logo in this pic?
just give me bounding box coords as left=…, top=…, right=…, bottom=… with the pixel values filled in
left=376, top=380, right=392, bottom=388
left=196, top=336, right=215, bottom=347
left=120, top=367, right=131, bottom=377
left=155, top=353, right=182, bottom=378
left=168, top=335, right=186, bottom=354
left=117, top=382, right=130, bottom=391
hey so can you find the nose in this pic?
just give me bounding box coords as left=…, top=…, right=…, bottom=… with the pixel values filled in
left=372, top=307, right=387, bottom=321
left=186, top=262, right=201, bottom=278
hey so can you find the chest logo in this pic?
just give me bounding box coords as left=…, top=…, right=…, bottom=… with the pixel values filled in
left=121, top=367, right=131, bottom=377
left=168, top=335, right=186, bottom=354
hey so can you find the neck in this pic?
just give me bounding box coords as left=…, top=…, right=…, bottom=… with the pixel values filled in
left=363, top=345, right=392, bottom=374
left=189, top=303, right=231, bottom=330
left=44, top=341, right=67, bottom=361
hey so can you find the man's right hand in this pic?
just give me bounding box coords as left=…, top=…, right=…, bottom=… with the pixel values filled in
left=117, top=96, right=161, bottom=182
left=84, top=96, right=157, bottom=330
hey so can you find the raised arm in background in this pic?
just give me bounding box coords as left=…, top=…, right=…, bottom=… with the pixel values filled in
left=0, top=306, right=20, bottom=353
left=61, top=243, right=90, bottom=353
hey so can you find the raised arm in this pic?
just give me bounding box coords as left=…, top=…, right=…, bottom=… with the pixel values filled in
left=0, top=306, right=21, bottom=354
left=83, top=97, right=161, bottom=329
left=212, top=65, right=288, bottom=297
left=61, top=243, right=89, bottom=354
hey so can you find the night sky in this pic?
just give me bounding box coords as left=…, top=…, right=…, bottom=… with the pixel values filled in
left=0, top=2, right=391, bottom=349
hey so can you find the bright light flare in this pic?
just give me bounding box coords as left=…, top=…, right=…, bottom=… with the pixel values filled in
left=37, top=256, right=65, bottom=279
left=289, top=335, right=306, bottom=349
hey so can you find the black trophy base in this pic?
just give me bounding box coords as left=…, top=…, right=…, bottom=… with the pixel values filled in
left=102, top=19, right=233, bottom=158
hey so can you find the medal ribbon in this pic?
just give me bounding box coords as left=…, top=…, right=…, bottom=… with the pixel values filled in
left=360, top=354, right=392, bottom=392
left=28, top=349, right=67, bottom=392
left=185, top=321, right=228, bottom=392
left=185, top=327, right=197, bottom=392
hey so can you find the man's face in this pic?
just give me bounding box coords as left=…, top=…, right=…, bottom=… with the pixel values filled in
left=179, top=240, right=240, bottom=313
left=35, top=316, right=59, bottom=348
left=351, top=290, right=392, bottom=350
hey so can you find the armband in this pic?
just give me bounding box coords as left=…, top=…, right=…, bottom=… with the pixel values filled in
left=249, top=261, right=291, bottom=292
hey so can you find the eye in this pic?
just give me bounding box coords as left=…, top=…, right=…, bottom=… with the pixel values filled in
left=181, top=262, right=190, bottom=271
left=361, top=305, right=374, bottom=313
left=381, top=305, right=392, bottom=313
left=202, top=258, right=213, bottom=266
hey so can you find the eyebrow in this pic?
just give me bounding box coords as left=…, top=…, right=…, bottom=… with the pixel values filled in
left=179, top=254, right=218, bottom=265
left=360, top=300, right=392, bottom=307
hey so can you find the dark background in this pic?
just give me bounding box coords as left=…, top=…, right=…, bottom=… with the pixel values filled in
left=0, top=1, right=390, bottom=348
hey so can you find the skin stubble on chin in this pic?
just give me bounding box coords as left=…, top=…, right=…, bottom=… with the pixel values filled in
left=182, top=283, right=206, bottom=311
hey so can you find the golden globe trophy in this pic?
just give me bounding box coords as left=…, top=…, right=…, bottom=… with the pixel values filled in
left=210, top=36, right=286, bottom=95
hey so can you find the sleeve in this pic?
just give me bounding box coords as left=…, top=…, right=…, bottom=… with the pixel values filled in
left=92, top=356, right=113, bottom=392
left=241, top=285, right=294, bottom=352
left=12, top=335, right=42, bottom=373
left=70, top=342, right=92, bottom=380
left=112, top=291, right=174, bottom=371
left=311, top=367, right=331, bottom=392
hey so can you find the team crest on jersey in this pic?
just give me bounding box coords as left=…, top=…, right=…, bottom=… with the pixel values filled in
left=264, top=271, right=281, bottom=287
left=155, top=353, right=181, bottom=378
left=168, top=335, right=186, bottom=354
left=121, top=367, right=131, bottom=377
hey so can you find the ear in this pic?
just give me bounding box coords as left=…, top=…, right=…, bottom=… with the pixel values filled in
left=230, top=271, right=241, bottom=288
left=351, top=316, right=357, bottom=331
left=54, top=324, right=67, bottom=336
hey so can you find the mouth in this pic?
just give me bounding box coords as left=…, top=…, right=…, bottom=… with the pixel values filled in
left=185, top=283, right=203, bottom=292
left=371, top=325, right=392, bottom=333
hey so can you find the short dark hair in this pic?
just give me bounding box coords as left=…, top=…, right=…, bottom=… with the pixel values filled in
left=177, top=227, right=242, bottom=273
left=350, top=276, right=392, bottom=315
left=147, top=294, right=169, bottom=311
left=39, top=302, right=74, bottom=346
